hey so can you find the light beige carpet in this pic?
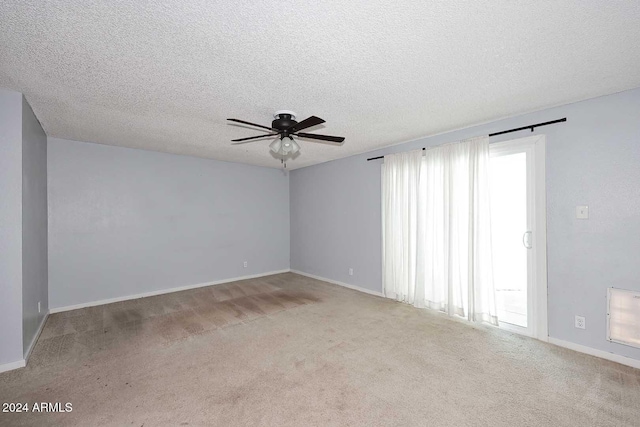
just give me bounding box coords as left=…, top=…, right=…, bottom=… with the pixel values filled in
left=1, top=272, right=639, bottom=426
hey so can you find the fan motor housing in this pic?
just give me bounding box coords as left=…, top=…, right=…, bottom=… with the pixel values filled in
left=272, top=110, right=298, bottom=131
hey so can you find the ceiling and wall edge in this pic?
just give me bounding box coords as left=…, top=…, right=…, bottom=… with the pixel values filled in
left=9, top=86, right=633, bottom=172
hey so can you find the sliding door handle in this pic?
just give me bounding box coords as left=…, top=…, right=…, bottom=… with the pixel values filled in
left=522, top=231, right=532, bottom=249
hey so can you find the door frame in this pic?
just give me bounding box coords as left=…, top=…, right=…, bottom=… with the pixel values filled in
left=489, top=135, right=548, bottom=342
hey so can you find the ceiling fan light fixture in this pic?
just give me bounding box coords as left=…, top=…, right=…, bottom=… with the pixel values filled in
left=271, top=136, right=299, bottom=156
left=269, top=138, right=282, bottom=154
left=290, top=139, right=300, bottom=154
left=281, top=137, right=293, bottom=154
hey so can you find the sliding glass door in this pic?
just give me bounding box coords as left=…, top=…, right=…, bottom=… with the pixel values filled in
left=489, top=135, right=547, bottom=339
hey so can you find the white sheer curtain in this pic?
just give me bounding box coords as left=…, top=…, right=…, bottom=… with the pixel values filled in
left=382, top=136, right=497, bottom=325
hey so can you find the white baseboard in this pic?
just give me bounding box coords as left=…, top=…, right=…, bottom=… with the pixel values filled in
left=49, top=269, right=291, bottom=314
left=24, top=311, right=49, bottom=363
left=0, top=359, right=26, bottom=374
left=1, top=312, right=49, bottom=374
left=290, top=270, right=384, bottom=298
left=548, top=337, right=640, bottom=370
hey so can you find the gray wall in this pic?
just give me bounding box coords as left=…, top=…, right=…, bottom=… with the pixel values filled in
left=290, top=156, right=382, bottom=292
left=0, top=89, right=24, bottom=365
left=22, top=96, right=48, bottom=356
left=290, top=87, right=640, bottom=361
left=48, top=138, right=290, bottom=309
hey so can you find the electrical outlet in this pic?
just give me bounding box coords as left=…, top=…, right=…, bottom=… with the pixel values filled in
left=575, top=315, right=585, bottom=329
left=243, top=261, right=248, bottom=268
left=348, top=268, right=353, bottom=276
left=38, top=301, right=41, bottom=314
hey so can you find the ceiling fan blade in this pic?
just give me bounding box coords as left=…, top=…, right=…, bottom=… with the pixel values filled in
left=287, top=116, right=325, bottom=133
left=231, top=133, right=277, bottom=143
left=227, top=118, right=274, bottom=131
left=295, top=132, right=345, bottom=144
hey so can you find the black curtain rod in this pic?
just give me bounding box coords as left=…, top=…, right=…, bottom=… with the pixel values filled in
left=366, top=117, right=566, bottom=161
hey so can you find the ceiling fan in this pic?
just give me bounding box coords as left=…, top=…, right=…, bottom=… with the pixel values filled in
left=227, top=110, right=345, bottom=158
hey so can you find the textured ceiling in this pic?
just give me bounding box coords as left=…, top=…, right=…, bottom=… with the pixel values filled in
left=1, top=1, right=640, bottom=169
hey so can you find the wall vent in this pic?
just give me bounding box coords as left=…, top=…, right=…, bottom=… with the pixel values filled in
left=607, top=288, right=640, bottom=349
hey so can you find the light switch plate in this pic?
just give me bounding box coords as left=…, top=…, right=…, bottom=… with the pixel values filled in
left=576, top=205, right=589, bottom=219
